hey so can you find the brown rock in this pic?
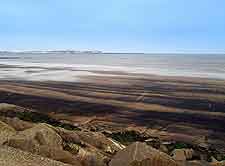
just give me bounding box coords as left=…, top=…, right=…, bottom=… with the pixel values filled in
left=0, top=121, right=15, bottom=145
left=77, top=148, right=109, bottom=166
left=0, top=103, right=17, bottom=111
left=57, top=128, right=112, bottom=166
left=38, top=146, right=82, bottom=166
left=77, top=130, right=124, bottom=153
left=0, top=116, right=34, bottom=131
left=56, top=127, right=124, bottom=154
left=0, top=145, right=73, bottom=166
left=5, top=123, right=63, bottom=149
left=160, top=144, right=169, bottom=154
left=4, top=123, right=81, bottom=165
left=211, top=161, right=225, bottom=166
left=172, top=149, right=195, bottom=162
left=109, top=142, right=178, bottom=166
left=186, top=160, right=210, bottom=166
left=56, top=127, right=84, bottom=146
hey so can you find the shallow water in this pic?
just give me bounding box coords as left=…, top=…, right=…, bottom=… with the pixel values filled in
left=0, top=53, right=225, bottom=81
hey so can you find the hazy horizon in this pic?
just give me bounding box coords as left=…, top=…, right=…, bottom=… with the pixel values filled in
left=1, top=50, right=225, bottom=55
left=1, top=0, right=225, bottom=53
left=1, top=52, right=225, bottom=81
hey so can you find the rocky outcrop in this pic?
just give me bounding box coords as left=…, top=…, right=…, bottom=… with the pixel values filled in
left=4, top=123, right=81, bottom=165
left=56, top=127, right=125, bottom=154
left=171, top=149, right=195, bottom=161
left=76, top=130, right=124, bottom=154
left=5, top=123, right=63, bottom=150
left=56, top=127, right=121, bottom=166
left=0, top=121, right=15, bottom=145
left=0, top=103, right=17, bottom=111
left=0, top=102, right=224, bottom=166
left=77, top=147, right=110, bottom=166
left=109, top=142, right=178, bottom=166
left=186, top=160, right=210, bottom=166
left=0, top=145, right=73, bottom=166
left=0, top=116, right=34, bottom=131
left=211, top=161, right=225, bottom=166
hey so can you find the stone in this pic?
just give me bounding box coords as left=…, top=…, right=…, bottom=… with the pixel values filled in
left=172, top=149, right=195, bottom=161
left=0, top=121, right=15, bottom=145
left=4, top=123, right=81, bottom=165
left=186, top=160, right=210, bottom=166
left=211, top=161, right=225, bottom=166
left=0, top=145, right=73, bottom=166
left=109, top=142, right=178, bottom=166
left=0, top=116, right=34, bottom=131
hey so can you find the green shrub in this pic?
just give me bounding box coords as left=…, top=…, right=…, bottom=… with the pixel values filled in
left=14, top=111, right=80, bottom=131
left=174, top=142, right=188, bottom=149
left=110, top=131, right=147, bottom=145
left=222, top=155, right=225, bottom=161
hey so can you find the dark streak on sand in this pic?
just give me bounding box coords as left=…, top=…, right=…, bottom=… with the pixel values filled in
left=0, top=90, right=225, bottom=132
left=0, top=74, right=225, bottom=133
left=0, top=57, right=20, bottom=59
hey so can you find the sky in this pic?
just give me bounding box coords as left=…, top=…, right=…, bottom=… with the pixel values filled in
left=0, top=0, right=225, bottom=53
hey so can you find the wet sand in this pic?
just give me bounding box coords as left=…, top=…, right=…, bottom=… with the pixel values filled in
left=0, top=71, right=225, bottom=130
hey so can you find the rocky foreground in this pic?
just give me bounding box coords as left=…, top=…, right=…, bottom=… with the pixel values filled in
left=0, top=103, right=224, bottom=166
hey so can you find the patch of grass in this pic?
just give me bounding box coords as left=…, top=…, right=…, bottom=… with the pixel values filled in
left=16, top=111, right=48, bottom=123
left=165, top=142, right=197, bottom=153
left=174, top=142, right=189, bottom=149
left=212, top=152, right=225, bottom=162
left=109, top=131, right=147, bottom=145
left=2, top=110, right=80, bottom=131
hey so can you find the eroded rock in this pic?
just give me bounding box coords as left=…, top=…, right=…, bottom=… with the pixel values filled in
left=172, top=149, right=195, bottom=161
left=0, top=145, right=73, bottom=166
left=0, top=121, right=15, bottom=145
left=211, top=161, right=225, bottom=166
left=4, top=123, right=81, bottom=165
left=109, top=142, right=178, bottom=166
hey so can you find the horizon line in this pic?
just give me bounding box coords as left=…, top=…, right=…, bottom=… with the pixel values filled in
left=0, top=50, right=225, bottom=55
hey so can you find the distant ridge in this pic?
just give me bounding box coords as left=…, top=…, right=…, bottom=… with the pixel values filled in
left=0, top=50, right=103, bottom=54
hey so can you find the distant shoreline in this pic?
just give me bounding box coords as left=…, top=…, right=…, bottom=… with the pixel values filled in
left=1, top=50, right=225, bottom=55
left=0, top=62, right=225, bottom=81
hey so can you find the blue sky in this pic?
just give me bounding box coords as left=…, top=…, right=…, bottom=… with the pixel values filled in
left=0, top=0, right=225, bottom=53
